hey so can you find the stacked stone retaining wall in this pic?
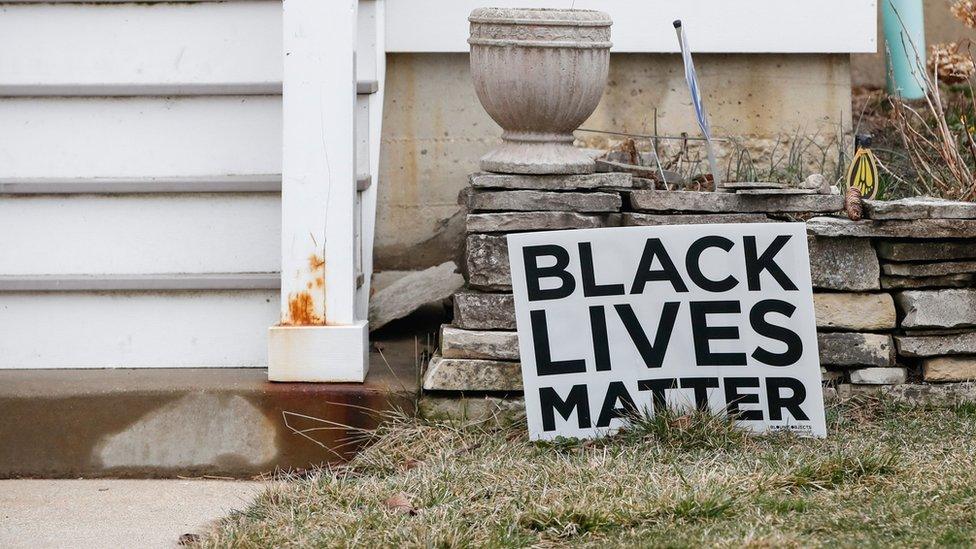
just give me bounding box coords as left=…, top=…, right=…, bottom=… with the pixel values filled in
left=420, top=172, right=976, bottom=421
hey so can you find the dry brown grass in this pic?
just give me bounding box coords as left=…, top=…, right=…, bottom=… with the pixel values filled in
left=196, top=399, right=976, bottom=547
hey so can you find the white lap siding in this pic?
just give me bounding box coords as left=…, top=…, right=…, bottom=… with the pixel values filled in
left=0, top=1, right=282, bottom=368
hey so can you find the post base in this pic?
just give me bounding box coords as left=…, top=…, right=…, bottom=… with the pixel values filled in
left=268, top=321, right=369, bottom=382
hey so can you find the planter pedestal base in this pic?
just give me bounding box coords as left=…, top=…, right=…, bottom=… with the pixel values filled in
left=480, top=138, right=595, bottom=175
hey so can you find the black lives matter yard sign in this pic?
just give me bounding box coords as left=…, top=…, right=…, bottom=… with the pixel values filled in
left=507, top=223, right=826, bottom=440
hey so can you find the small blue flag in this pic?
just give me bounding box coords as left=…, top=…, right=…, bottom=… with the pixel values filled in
left=674, top=20, right=722, bottom=186
left=674, top=20, right=711, bottom=140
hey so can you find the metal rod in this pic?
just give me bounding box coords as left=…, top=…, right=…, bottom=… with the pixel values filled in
left=576, top=127, right=728, bottom=143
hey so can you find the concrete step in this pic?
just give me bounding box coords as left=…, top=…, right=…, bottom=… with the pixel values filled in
left=0, top=342, right=419, bottom=479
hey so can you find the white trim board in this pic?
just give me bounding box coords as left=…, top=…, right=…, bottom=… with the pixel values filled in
left=0, top=96, right=281, bottom=178
left=0, top=274, right=280, bottom=292
left=0, top=194, right=280, bottom=276
left=0, top=175, right=281, bottom=194
left=0, top=2, right=281, bottom=92
left=386, top=0, right=877, bottom=54
left=0, top=290, right=278, bottom=368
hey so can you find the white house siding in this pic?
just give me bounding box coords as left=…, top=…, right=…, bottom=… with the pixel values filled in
left=0, top=0, right=875, bottom=368
left=0, top=1, right=283, bottom=368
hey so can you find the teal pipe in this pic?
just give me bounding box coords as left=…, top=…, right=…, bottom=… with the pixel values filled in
left=883, top=0, right=927, bottom=99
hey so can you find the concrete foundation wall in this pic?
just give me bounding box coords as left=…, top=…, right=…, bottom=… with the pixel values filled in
left=377, top=52, right=852, bottom=270
left=852, top=0, right=976, bottom=88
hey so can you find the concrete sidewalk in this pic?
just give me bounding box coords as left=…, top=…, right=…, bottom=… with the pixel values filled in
left=0, top=479, right=265, bottom=548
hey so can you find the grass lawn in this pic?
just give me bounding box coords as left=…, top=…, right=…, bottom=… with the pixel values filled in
left=197, top=398, right=976, bottom=547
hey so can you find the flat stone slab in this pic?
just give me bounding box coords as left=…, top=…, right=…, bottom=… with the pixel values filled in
left=368, top=261, right=464, bottom=331
left=864, top=196, right=976, bottom=220
left=814, top=293, right=896, bottom=331
left=629, top=190, right=843, bottom=213
left=622, top=213, right=770, bottom=226
left=419, top=395, right=525, bottom=427
left=719, top=181, right=789, bottom=190
left=849, top=367, right=907, bottom=385
left=818, top=332, right=894, bottom=368
left=808, top=236, right=880, bottom=291
left=422, top=354, right=522, bottom=391
left=882, top=382, right=976, bottom=405
left=806, top=217, right=976, bottom=238
left=440, top=325, right=519, bottom=361
left=881, top=274, right=975, bottom=290
left=882, top=260, right=976, bottom=277
left=896, top=289, right=976, bottom=329
left=595, top=158, right=659, bottom=179
left=466, top=234, right=511, bottom=291
left=453, top=291, right=516, bottom=331
left=736, top=188, right=818, bottom=195
left=836, top=383, right=884, bottom=399
left=631, top=177, right=659, bottom=190
left=468, top=190, right=622, bottom=213
left=924, top=356, right=976, bottom=382
left=897, top=332, right=976, bottom=357
left=469, top=172, right=632, bottom=191
left=877, top=240, right=976, bottom=262
left=466, top=212, right=615, bottom=233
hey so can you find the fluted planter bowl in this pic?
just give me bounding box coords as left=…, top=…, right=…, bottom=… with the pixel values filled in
left=468, top=7, right=612, bottom=174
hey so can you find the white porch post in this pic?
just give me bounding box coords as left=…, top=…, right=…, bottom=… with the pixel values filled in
left=268, top=0, right=368, bottom=382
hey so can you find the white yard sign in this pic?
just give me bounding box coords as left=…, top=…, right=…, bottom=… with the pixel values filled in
left=507, top=223, right=826, bottom=441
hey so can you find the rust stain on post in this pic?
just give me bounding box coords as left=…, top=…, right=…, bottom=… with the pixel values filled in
left=282, top=253, right=327, bottom=326
left=308, top=254, right=325, bottom=271
left=286, top=291, right=323, bottom=325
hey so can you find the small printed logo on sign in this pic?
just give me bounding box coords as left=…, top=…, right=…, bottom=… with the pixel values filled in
left=506, top=223, right=826, bottom=441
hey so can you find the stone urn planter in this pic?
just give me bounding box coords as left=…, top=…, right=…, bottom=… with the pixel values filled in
left=468, top=7, right=612, bottom=174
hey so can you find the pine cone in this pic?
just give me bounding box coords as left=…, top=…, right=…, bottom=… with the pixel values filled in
left=845, top=187, right=863, bottom=221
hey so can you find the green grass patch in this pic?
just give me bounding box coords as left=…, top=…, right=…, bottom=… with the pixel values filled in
left=197, top=399, right=976, bottom=547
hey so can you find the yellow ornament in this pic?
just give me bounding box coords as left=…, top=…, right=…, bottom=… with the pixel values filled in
left=846, top=136, right=880, bottom=200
